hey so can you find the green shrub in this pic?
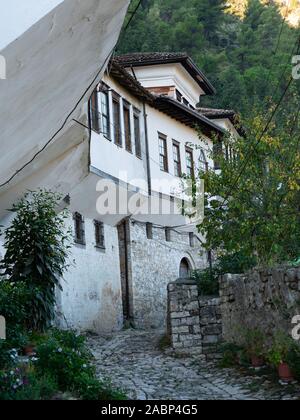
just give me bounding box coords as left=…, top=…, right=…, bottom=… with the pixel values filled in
left=35, top=336, right=94, bottom=391
left=192, top=268, right=219, bottom=296
left=34, top=329, right=126, bottom=400
left=242, top=328, right=266, bottom=358
left=287, top=344, right=300, bottom=380
left=0, top=281, right=29, bottom=326
left=0, top=366, right=58, bottom=401
left=267, top=331, right=295, bottom=367
left=218, top=342, right=249, bottom=368
left=73, top=373, right=126, bottom=400
left=0, top=190, right=71, bottom=332
left=192, top=251, right=256, bottom=296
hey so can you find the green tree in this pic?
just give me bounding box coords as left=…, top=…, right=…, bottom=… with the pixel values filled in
left=0, top=190, right=71, bottom=331
left=195, top=114, right=300, bottom=266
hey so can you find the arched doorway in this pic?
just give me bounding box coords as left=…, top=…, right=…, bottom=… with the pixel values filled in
left=179, top=258, right=191, bottom=278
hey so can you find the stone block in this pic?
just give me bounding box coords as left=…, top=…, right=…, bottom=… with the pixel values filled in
left=172, top=326, right=189, bottom=334
left=202, top=335, right=220, bottom=344
left=171, top=311, right=190, bottom=319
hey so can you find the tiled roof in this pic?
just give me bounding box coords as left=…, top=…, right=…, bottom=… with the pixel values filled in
left=115, top=52, right=216, bottom=95
left=198, top=107, right=236, bottom=119
left=115, top=52, right=190, bottom=65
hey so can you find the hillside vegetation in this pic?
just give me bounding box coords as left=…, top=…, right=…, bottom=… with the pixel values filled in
left=118, top=0, right=300, bottom=119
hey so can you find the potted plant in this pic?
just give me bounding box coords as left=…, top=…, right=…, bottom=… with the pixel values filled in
left=243, top=328, right=266, bottom=368
left=267, top=331, right=295, bottom=383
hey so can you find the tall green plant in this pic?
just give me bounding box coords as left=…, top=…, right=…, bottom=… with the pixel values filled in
left=0, top=190, right=71, bottom=331
left=193, top=114, right=300, bottom=266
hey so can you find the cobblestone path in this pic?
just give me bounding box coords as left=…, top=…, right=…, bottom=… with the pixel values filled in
left=88, top=329, right=299, bottom=401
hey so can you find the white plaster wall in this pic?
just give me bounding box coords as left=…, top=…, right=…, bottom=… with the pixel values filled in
left=59, top=215, right=123, bottom=333
left=131, top=63, right=204, bottom=106
left=146, top=105, right=214, bottom=198
left=90, top=76, right=148, bottom=193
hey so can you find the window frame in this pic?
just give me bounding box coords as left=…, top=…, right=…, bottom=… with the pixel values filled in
left=185, top=147, right=195, bottom=178
left=172, top=140, right=182, bottom=177
left=90, top=90, right=100, bottom=134
left=133, top=108, right=142, bottom=159
left=199, top=149, right=208, bottom=172
left=99, top=84, right=110, bottom=140
left=165, top=227, right=171, bottom=242
left=94, top=220, right=105, bottom=249
left=146, top=222, right=153, bottom=240
left=112, top=92, right=122, bottom=147
left=123, top=100, right=132, bottom=153
left=158, top=133, right=169, bottom=173
left=73, top=212, right=86, bottom=246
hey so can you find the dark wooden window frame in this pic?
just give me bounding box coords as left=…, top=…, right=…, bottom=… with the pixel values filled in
left=176, top=89, right=183, bottom=103
left=213, top=140, right=223, bottom=170
left=189, top=232, right=195, bottom=248
left=146, top=222, right=153, bottom=240
left=123, top=100, right=132, bottom=153
left=165, top=227, right=171, bottom=242
left=133, top=108, right=142, bottom=159
left=199, top=149, right=209, bottom=172
left=159, top=133, right=169, bottom=173
left=112, top=92, right=122, bottom=147
left=73, top=212, right=85, bottom=245
left=185, top=147, right=195, bottom=178
left=94, top=220, right=105, bottom=249
left=99, top=83, right=110, bottom=140
left=90, top=90, right=100, bottom=134
left=172, top=140, right=182, bottom=177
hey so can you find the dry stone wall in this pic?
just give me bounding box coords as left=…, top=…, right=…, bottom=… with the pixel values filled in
left=167, top=280, right=222, bottom=359
left=219, top=266, right=300, bottom=344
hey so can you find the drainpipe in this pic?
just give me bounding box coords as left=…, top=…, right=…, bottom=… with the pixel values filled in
left=143, top=102, right=152, bottom=196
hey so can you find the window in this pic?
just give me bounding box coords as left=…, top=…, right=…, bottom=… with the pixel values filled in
left=90, top=90, right=100, bottom=133
left=146, top=223, right=153, bottom=239
left=113, top=93, right=121, bottom=146
left=189, top=232, right=195, bottom=248
left=199, top=149, right=208, bottom=172
left=185, top=147, right=194, bottom=178
left=173, top=141, right=182, bottom=177
left=159, top=133, right=168, bottom=172
left=134, top=110, right=142, bottom=158
left=99, top=87, right=110, bottom=139
left=176, top=89, right=182, bottom=103
left=94, top=220, right=105, bottom=249
left=123, top=101, right=132, bottom=152
left=165, top=227, right=171, bottom=242
left=73, top=212, right=85, bottom=245
left=183, top=98, right=189, bottom=107
left=213, top=141, right=223, bottom=170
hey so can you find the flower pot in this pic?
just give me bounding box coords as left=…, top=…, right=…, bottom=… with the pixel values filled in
left=251, top=356, right=264, bottom=368
left=23, top=345, right=35, bottom=357
left=278, top=363, right=294, bottom=382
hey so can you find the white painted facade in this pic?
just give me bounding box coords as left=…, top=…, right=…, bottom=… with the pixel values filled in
left=58, top=56, right=239, bottom=332
left=0, top=10, right=239, bottom=333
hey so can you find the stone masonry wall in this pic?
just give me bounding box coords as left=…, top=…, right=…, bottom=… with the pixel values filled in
left=130, top=221, right=206, bottom=329
left=167, top=280, right=222, bottom=358
left=219, top=266, right=300, bottom=344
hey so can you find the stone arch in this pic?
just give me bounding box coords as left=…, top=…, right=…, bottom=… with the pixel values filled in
left=179, top=257, right=192, bottom=278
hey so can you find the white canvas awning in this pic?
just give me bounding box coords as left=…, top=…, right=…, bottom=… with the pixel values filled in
left=0, top=0, right=130, bottom=217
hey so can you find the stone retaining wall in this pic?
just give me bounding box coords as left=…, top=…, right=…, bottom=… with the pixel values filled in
left=219, top=266, right=300, bottom=344
left=167, top=280, right=222, bottom=358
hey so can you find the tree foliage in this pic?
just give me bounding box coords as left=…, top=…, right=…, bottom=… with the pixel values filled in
left=0, top=190, right=71, bottom=331
left=119, top=0, right=300, bottom=119
left=195, top=113, right=300, bottom=266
